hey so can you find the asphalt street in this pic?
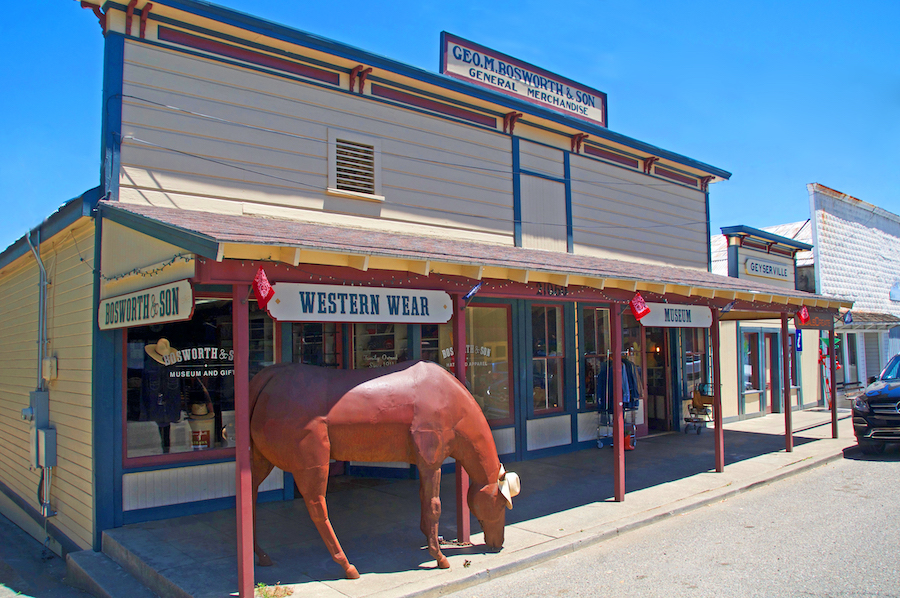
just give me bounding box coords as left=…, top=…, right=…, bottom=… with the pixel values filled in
left=447, top=447, right=900, bottom=598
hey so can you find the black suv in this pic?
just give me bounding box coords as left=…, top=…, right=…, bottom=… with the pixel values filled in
left=852, top=354, right=900, bottom=454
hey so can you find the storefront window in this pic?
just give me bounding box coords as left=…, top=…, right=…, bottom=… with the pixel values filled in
left=621, top=312, right=645, bottom=405
left=583, top=307, right=611, bottom=408
left=353, top=323, right=409, bottom=368
left=433, top=306, right=513, bottom=425
left=293, top=322, right=341, bottom=367
left=124, top=300, right=274, bottom=459
left=788, top=332, right=799, bottom=387
left=684, top=328, right=708, bottom=395
left=532, top=305, right=564, bottom=413
left=743, top=332, right=760, bottom=391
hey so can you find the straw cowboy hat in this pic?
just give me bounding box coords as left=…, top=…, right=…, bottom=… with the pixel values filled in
left=190, top=403, right=216, bottom=420
left=498, top=464, right=520, bottom=509
left=145, top=338, right=178, bottom=365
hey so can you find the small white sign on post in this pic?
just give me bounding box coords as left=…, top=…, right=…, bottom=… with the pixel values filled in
left=267, top=284, right=454, bottom=323
left=99, top=279, right=194, bottom=330
left=640, top=303, right=713, bottom=328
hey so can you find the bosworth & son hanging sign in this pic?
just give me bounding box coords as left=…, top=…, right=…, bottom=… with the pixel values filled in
left=99, top=279, right=194, bottom=330
left=267, top=284, right=454, bottom=323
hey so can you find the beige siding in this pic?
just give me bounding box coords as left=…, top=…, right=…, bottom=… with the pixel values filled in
left=801, top=330, right=822, bottom=407
left=118, top=41, right=515, bottom=244
left=570, top=154, right=708, bottom=269
left=100, top=220, right=196, bottom=299
left=719, top=321, right=740, bottom=420
left=0, top=222, right=95, bottom=550
left=520, top=175, right=567, bottom=252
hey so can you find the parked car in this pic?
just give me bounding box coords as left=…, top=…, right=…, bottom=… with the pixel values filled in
left=851, top=354, right=900, bottom=454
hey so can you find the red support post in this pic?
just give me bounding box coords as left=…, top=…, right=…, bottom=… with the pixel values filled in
left=453, top=294, right=470, bottom=543
left=829, top=327, right=838, bottom=438
left=711, top=309, right=724, bottom=472
left=233, top=286, right=254, bottom=598
left=611, top=308, right=625, bottom=501
left=782, top=313, right=793, bottom=452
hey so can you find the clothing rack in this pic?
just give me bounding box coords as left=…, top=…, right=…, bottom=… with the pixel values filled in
left=596, top=355, right=641, bottom=449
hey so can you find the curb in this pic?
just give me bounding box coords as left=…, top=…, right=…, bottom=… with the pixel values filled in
left=375, top=445, right=852, bottom=598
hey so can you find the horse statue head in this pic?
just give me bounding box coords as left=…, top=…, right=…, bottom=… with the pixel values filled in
left=469, top=464, right=520, bottom=549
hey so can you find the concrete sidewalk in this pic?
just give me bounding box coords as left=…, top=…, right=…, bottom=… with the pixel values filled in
left=66, top=409, right=855, bottom=598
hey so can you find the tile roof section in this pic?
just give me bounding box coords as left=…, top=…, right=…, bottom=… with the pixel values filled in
left=100, top=201, right=845, bottom=306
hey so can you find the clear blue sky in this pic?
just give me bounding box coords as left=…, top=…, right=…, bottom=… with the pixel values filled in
left=2, top=0, right=898, bottom=252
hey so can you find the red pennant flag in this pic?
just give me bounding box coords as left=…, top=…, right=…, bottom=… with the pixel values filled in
left=252, top=266, right=275, bottom=310
left=798, top=305, right=810, bottom=324
left=629, top=292, right=651, bottom=320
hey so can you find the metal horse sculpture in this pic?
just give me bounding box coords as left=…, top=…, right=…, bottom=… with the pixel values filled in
left=248, top=360, right=520, bottom=579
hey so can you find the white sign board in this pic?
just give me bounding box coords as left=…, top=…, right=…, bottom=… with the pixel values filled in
left=441, top=33, right=607, bottom=127
left=744, top=257, right=792, bottom=283
left=99, top=279, right=194, bottom=330
left=641, top=303, right=712, bottom=328
left=267, top=284, right=453, bottom=323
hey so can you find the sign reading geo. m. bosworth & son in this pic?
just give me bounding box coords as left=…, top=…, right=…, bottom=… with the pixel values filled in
left=99, top=279, right=194, bottom=330
left=440, top=32, right=607, bottom=127
left=267, top=284, right=453, bottom=323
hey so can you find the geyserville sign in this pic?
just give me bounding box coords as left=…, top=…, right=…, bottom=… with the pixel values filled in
left=99, top=279, right=194, bottom=330
left=440, top=32, right=607, bottom=127
left=267, top=284, right=453, bottom=323
left=640, top=303, right=713, bottom=328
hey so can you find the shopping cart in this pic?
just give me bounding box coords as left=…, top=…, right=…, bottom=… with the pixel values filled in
left=683, top=383, right=714, bottom=434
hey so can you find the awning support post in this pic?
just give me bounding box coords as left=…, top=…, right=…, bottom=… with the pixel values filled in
left=829, top=326, right=838, bottom=438
left=233, top=285, right=254, bottom=598
left=453, top=294, right=470, bottom=543
left=611, top=309, right=625, bottom=501
left=712, top=309, right=724, bottom=472
left=781, top=313, right=793, bottom=452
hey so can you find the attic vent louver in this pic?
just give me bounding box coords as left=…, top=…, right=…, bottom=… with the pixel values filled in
left=334, top=138, right=376, bottom=195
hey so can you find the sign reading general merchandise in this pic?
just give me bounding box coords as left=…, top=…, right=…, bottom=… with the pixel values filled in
left=640, top=303, right=713, bottom=328
left=267, top=284, right=453, bottom=323
left=440, top=32, right=608, bottom=127
left=99, top=279, right=194, bottom=330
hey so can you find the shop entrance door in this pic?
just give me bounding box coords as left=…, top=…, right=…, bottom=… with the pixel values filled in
left=764, top=332, right=781, bottom=413
left=645, top=327, right=670, bottom=431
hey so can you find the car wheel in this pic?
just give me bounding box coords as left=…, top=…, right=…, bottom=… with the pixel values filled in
left=859, top=440, right=886, bottom=455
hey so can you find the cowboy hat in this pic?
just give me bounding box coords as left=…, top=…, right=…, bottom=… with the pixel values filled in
left=145, top=338, right=178, bottom=365
left=498, top=464, right=520, bottom=509
left=190, top=403, right=216, bottom=420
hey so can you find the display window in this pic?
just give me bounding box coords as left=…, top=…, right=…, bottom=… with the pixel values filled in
left=743, top=332, right=761, bottom=391
left=532, top=305, right=564, bottom=413
left=353, top=323, right=409, bottom=368
left=683, top=328, right=708, bottom=395
left=123, top=299, right=273, bottom=462
left=431, top=305, right=513, bottom=426
left=582, top=306, right=611, bottom=408
left=293, top=322, right=342, bottom=367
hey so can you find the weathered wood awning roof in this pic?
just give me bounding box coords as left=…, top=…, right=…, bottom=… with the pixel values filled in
left=99, top=201, right=852, bottom=315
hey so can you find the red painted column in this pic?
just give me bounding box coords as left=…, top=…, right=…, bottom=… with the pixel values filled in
left=830, top=327, right=838, bottom=438
left=233, top=286, right=253, bottom=598
left=453, top=294, right=470, bottom=543
left=782, top=314, right=793, bottom=452
left=611, top=308, right=625, bottom=502
left=711, top=309, right=724, bottom=473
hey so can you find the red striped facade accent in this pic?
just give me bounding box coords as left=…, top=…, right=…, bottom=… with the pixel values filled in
left=371, top=84, right=497, bottom=128
left=653, top=166, right=698, bottom=187
left=157, top=27, right=340, bottom=86
left=582, top=144, right=640, bottom=169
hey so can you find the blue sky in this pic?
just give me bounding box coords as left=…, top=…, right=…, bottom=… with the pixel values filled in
left=2, top=0, right=898, bottom=251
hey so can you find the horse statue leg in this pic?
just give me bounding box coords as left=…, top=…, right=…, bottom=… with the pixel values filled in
left=251, top=443, right=275, bottom=567
left=418, top=466, right=450, bottom=569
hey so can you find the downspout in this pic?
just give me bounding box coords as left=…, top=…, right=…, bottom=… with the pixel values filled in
left=23, top=229, right=57, bottom=522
